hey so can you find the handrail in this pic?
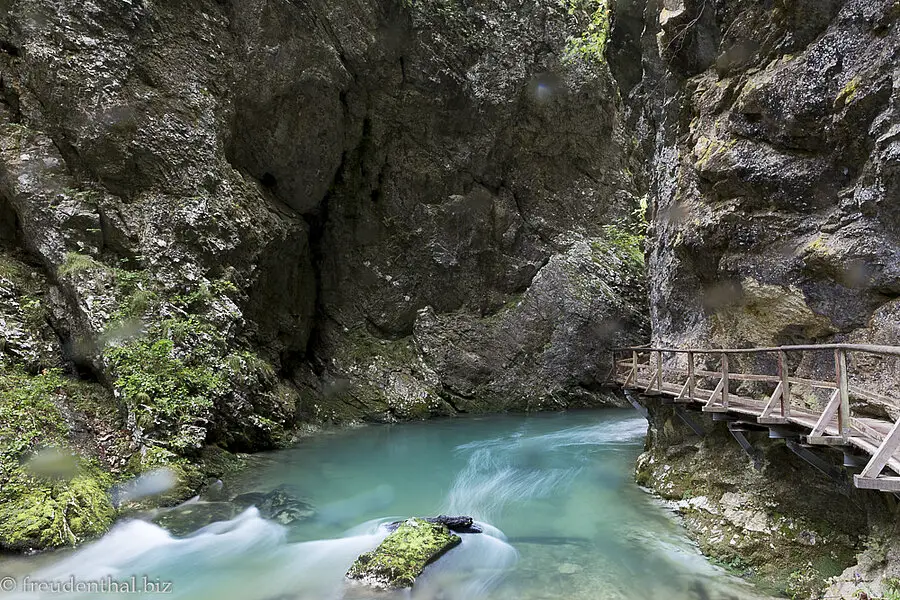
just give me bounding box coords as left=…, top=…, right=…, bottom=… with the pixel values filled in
left=610, top=341, right=900, bottom=491
left=614, top=343, right=900, bottom=358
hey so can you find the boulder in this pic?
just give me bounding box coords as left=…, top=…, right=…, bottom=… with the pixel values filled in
left=346, top=518, right=462, bottom=589
left=232, top=484, right=315, bottom=526
left=151, top=502, right=237, bottom=537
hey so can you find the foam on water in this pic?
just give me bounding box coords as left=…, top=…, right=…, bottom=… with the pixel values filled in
left=1, top=411, right=776, bottom=600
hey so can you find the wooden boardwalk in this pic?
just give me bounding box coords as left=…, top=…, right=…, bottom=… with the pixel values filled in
left=610, top=344, right=900, bottom=491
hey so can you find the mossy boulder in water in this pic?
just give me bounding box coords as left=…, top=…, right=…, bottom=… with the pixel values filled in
left=0, top=369, right=117, bottom=551
left=346, top=518, right=462, bottom=589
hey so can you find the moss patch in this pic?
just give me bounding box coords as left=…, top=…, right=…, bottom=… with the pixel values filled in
left=0, top=370, right=116, bottom=550
left=0, top=465, right=115, bottom=550
left=347, top=518, right=462, bottom=588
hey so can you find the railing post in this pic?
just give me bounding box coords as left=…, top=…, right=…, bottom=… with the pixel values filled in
left=836, top=348, right=850, bottom=441
left=632, top=350, right=638, bottom=383
left=721, top=352, right=729, bottom=408
left=687, top=351, right=695, bottom=400
left=656, top=351, right=663, bottom=393
left=778, top=350, right=791, bottom=418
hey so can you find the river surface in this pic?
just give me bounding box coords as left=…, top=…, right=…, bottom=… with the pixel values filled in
left=0, top=410, right=776, bottom=600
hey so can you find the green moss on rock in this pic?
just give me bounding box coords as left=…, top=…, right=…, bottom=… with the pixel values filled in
left=0, top=370, right=116, bottom=550
left=346, top=518, right=462, bottom=589
left=0, top=466, right=115, bottom=550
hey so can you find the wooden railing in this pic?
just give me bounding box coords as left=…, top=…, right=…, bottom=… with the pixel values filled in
left=611, top=343, right=900, bottom=491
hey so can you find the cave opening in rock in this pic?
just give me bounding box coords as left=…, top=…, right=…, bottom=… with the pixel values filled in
left=260, top=172, right=277, bottom=188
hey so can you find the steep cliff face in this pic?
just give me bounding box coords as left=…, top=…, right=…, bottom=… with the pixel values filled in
left=629, top=0, right=900, bottom=595
left=0, top=0, right=647, bottom=548
left=636, top=0, right=899, bottom=354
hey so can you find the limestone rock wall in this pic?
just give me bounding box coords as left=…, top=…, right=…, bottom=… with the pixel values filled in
left=627, top=0, right=900, bottom=595
left=632, top=0, right=900, bottom=356
left=0, top=0, right=647, bottom=510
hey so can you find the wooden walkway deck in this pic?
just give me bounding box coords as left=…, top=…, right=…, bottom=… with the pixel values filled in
left=610, top=344, right=900, bottom=491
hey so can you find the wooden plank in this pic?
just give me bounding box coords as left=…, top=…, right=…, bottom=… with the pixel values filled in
left=806, top=436, right=848, bottom=446
left=693, top=370, right=780, bottom=382
left=836, top=349, right=850, bottom=441
left=675, top=378, right=690, bottom=402
left=853, top=475, right=900, bottom=492
left=849, top=385, right=900, bottom=406
left=788, top=376, right=838, bottom=389
left=721, top=353, right=729, bottom=409
left=851, top=418, right=885, bottom=442
left=656, top=350, right=663, bottom=394
left=859, top=418, right=900, bottom=479
left=687, top=351, right=695, bottom=402
left=779, top=350, right=791, bottom=419
left=848, top=436, right=900, bottom=476
left=613, top=343, right=900, bottom=358
left=704, top=377, right=724, bottom=410
left=643, top=362, right=658, bottom=394
left=654, top=369, right=835, bottom=389
left=760, top=382, right=783, bottom=418
left=810, top=390, right=841, bottom=438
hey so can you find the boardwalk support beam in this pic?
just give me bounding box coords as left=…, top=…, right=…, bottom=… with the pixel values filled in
left=623, top=390, right=648, bottom=419
left=675, top=406, right=705, bottom=437
left=785, top=440, right=846, bottom=485
left=727, top=423, right=762, bottom=470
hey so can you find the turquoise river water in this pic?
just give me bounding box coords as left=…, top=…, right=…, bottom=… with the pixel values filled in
left=0, top=410, right=777, bottom=599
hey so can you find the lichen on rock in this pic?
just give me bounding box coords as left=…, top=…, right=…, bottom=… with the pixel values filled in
left=346, top=518, right=462, bottom=589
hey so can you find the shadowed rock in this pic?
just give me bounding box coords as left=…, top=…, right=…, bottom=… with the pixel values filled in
left=385, top=515, right=482, bottom=534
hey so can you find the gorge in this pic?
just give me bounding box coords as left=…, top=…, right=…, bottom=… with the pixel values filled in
left=0, top=0, right=899, bottom=598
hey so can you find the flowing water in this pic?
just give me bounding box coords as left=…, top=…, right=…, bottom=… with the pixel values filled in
left=0, top=410, right=776, bottom=600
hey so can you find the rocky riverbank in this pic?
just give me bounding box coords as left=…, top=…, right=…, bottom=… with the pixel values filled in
left=636, top=398, right=900, bottom=598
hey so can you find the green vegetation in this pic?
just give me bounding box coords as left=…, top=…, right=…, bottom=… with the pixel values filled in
left=786, top=563, right=822, bottom=599
left=104, top=318, right=227, bottom=453
left=347, top=518, right=462, bottom=588
left=0, top=369, right=116, bottom=550
left=599, top=224, right=644, bottom=269
left=593, top=196, right=647, bottom=271
left=835, top=77, right=860, bottom=108
left=562, top=0, right=611, bottom=63
left=0, top=369, right=69, bottom=461
left=881, top=578, right=900, bottom=600
left=57, top=251, right=104, bottom=277
left=0, top=466, right=115, bottom=550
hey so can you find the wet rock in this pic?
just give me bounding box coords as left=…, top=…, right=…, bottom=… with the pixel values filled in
left=346, top=518, right=462, bottom=589
left=413, top=237, right=647, bottom=412
left=151, top=502, right=237, bottom=537
left=198, top=478, right=228, bottom=502
left=386, top=515, right=482, bottom=534
left=232, top=484, right=315, bottom=526
left=558, top=562, right=583, bottom=575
